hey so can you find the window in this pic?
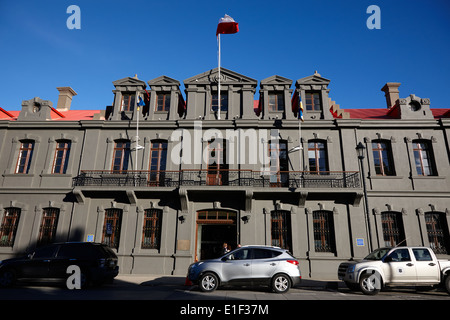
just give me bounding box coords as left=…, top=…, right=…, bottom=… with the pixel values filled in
left=381, top=212, right=406, bottom=247
left=271, top=210, right=292, bottom=251
left=156, top=93, right=171, bottom=112
left=142, top=209, right=162, bottom=249
left=387, top=248, right=411, bottom=262
left=269, top=140, right=288, bottom=186
left=102, top=208, right=122, bottom=249
left=232, top=248, right=250, bottom=260
left=372, top=140, right=395, bottom=176
left=308, top=140, right=328, bottom=173
left=112, top=140, right=131, bottom=172
left=121, top=93, right=136, bottom=112
left=268, top=92, right=285, bottom=112
left=149, top=140, right=168, bottom=186
left=33, top=244, right=58, bottom=259
left=0, top=208, right=21, bottom=247
left=305, top=92, right=322, bottom=111
left=211, top=91, right=228, bottom=112
left=37, top=208, right=59, bottom=247
left=425, top=212, right=450, bottom=254
left=52, top=140, right=71, bottom=174
left=207, top=139, right=228, bottom=185
left=313, top=210, right=335, bottom=253
left=412, top=248, right=433, bottom=261
left=16, top=140, right=34, bottom=174
left=413, top=140, right=436, bottom=176
left=197, top=210, right=236, bottom=223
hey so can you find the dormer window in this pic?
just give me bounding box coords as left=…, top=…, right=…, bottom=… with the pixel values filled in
left=211, top=91, right=228, bottom=112
left=268, top=92, right=285, bottom=112
left=305, top=92, right=322, bottom=111
left=156, top=93, right=171, bottom=112
left=121, top=93, right=136, bottom=112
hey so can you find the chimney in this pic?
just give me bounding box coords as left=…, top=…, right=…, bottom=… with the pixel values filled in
left=56, top=87, right=77, bottom=111
left=381, top=82, right=400, bottom=108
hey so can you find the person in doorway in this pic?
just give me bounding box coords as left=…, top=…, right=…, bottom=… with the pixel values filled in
left=222, top=242, right=229, bottom=254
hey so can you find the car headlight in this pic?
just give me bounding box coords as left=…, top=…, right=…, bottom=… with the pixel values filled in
left=347, top=265, right=356, bottom=273
left=189, top=262, right=203, bottom=270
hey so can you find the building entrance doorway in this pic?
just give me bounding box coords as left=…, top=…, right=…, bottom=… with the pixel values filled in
left=195, top=210, right=237, bottom=261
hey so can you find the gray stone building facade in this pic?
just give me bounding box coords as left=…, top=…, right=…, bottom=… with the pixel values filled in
left=0, top=68, right=449, bottom=279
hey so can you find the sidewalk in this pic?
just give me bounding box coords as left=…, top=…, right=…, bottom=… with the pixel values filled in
left=115, top=274, right=346, bottom=290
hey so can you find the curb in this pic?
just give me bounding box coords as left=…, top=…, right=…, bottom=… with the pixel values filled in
left=115, top=275, right=346, bottom=290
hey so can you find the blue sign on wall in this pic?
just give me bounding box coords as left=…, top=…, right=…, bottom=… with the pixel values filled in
left=356, top=238, right=365, bottom=246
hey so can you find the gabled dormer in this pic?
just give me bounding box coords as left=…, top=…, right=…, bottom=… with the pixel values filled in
left=294, top=71, right=332, bottom=120
left=17, top=97, right=53, bottom=121
left=183, top=68, right=258, bottom=120
left=146, top=76, right=185, bottom=120
left=109, top=76, right=147, bottom=121
left=381, top=83, right=434, bottom=120
left=259, top=75, right=294, bottom=120
left=387, top=94, right=434, bottom=120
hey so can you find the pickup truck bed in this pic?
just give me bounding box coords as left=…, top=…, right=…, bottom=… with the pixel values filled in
left=338, top=246, right=450, bottom=295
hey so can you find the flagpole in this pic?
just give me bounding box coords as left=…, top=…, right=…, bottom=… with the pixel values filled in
left=218, top=33, right=221, bottom=120
left=135, top=94, right=139, bottom=172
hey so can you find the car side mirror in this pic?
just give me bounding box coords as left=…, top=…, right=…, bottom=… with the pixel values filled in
left=384, top=256, right=392, bottom=263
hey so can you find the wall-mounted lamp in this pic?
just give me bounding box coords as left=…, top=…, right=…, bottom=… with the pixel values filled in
left=241, top=215, right=251, bottom=224
left=178, top=215, right=186, bottom=224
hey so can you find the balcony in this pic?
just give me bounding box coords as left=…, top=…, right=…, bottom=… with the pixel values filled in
left=73, top=170, right=361, bottom=189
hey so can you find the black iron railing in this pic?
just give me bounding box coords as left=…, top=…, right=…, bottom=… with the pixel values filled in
left=73, top=170, right=361, bottom=189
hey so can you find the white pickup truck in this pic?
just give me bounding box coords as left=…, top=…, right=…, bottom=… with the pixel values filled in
left=338, top=246, right=450, bottom=295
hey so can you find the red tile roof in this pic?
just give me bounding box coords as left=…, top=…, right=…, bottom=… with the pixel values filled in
left=1, top=104, right=449, bottom=121
left=342, top=107, right=450, bottom=120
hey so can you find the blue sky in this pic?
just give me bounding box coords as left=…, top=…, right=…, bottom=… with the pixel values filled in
left=1, top=0, right=449, bottom=111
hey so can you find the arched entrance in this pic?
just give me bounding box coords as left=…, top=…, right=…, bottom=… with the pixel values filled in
left=195, top=210, right=237, bottom=261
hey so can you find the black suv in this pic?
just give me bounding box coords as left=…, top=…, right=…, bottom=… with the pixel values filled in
left=0, top=242, right=119, bottom=288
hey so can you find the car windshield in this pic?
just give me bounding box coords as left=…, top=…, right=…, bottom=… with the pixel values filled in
left=364, top=248, right=391, bottom=260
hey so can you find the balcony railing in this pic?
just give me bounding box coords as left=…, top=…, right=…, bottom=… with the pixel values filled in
left=73, top=170, right=361, bottom=189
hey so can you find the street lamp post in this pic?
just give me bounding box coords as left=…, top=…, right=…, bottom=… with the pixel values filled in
left=356, top=142, right=373, bottom=252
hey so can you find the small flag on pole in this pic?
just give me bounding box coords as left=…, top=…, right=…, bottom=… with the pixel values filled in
left=216, top=14, right=239, bottom=36
left=137, top=96, right=145, bottom=107
left=299, top=96, right=304, bottom=122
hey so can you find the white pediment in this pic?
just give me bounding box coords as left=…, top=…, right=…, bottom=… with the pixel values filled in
left=260, top=75, right=293, bottom=86
left=148, top=75, right=180, bottom=87
left=113, top=77, right=147, bottom=88
left=184, top=68, right=257, bottom=86
left=296, top=72, right=330, bottom=86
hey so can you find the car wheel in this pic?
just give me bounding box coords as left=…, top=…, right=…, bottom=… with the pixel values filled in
left=444, top=275, right=450, bottom=295
left=199, top=273, right=219, bottom=292
left=359, top=273, right=380, bottom=295
left=0, top=269, right=16, bottom=288
left=272, top=274, right=291, bottom=293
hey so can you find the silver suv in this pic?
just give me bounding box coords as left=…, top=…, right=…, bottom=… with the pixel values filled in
left=187, top=245, right=301, bottom=293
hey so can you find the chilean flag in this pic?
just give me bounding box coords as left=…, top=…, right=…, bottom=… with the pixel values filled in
left=216, top=14, right=239, bottom=36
